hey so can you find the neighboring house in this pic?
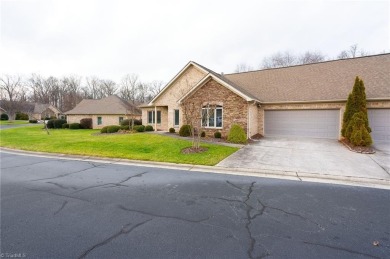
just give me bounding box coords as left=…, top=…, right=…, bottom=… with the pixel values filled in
left=140, top=54, right=390, bottom=143
left=0, top=106, right=6, bottom=114
left=31, top=103, right=63, bottom=120
left=65, top=95, right=141, bottom=129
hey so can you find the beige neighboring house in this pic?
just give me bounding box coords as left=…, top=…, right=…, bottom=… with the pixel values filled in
left=31, top=103, right=63, bottom=120
left=65, top=95, right=141, bottom=129
left=140, top=54, right=390, bottom=143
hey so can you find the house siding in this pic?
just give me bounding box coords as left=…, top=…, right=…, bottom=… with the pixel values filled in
left=183, top=79, right=248, bottom=138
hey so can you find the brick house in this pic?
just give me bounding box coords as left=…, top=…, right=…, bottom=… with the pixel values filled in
left=66, top=95, right=141, bottom=129
left=31, top=103, right=63, bottom=120
left=140, top=54, right=390, bottom=143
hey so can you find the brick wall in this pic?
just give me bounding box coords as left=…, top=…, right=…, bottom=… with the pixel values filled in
left=183, top=79, right=248, bottom=138
left=67, top=114, right=140, bottom=129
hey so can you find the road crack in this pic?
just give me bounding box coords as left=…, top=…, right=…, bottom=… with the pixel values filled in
left=78, top=219, right=153, bottom=259
left=27, top=188, right=91, bottom=203
left=117, top=205, right=210, bottom=224
left=54, top=200, right=68, bottom=215
left=303, top=241, right=381, bottom=258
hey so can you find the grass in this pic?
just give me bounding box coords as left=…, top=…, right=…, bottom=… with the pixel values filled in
left=0, top=126, right=238, bottom=166
left=0, top=120, right=29, bottom=125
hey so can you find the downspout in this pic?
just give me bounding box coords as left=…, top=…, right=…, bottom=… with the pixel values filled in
left=154, top=106, right=157, bottom=132
left=247, top=102, right=250, bottom=140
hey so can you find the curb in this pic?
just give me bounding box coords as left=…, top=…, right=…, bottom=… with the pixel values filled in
left=1, top=147, right=389, bottom=190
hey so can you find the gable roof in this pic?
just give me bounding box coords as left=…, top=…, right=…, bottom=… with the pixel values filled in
left=34, top=103, right=61, bottom=114
left=224, top=54, right=390, bottom=103
left=65, top=95, right=141, bottom=115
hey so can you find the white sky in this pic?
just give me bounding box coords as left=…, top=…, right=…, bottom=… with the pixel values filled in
left=1, top=0, right=389, bottom=84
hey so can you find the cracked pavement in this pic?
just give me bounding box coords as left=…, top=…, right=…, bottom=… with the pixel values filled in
left=1, top=151, right=390, bottom=258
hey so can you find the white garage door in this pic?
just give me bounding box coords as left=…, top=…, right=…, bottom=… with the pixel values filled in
left=368, top=109, right=390, bottom=143
left=264, top=110, right=340, bottom=139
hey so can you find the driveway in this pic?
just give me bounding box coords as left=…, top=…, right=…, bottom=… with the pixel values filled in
left=217, top=137, right=390, bottom=180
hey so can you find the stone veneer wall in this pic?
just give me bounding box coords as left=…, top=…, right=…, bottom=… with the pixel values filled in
left=183, top=79, right=248, bottom=138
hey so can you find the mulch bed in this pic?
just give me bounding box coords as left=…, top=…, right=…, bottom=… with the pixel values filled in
left=339, top=138, right=375, bottom=154
left=181, top=147, right=209, bottom=154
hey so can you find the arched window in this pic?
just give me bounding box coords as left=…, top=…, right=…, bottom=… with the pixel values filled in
left=202, top=105, right=223, bottom=128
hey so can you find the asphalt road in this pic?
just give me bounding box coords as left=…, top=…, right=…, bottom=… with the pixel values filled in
left=1, top=152, right=389, bottom=259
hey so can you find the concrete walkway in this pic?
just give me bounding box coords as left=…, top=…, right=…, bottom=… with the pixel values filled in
left=217, top=137, right=390, bottom=181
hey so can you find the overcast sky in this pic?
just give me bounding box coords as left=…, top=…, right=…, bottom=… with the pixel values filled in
left=1, top=0, right=389, bottom=84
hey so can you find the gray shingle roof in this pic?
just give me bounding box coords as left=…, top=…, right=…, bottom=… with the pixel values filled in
left=223, top=54, right=390, bottom=103
left=65, top=95, right=141, bottom=115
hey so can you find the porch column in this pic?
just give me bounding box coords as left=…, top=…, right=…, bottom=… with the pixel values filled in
left=154, top=106, right=157, bottom=132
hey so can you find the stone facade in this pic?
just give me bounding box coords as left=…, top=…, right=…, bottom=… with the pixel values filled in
left=182, top=79, right=248, bottom=138
left=67, top=114, right=141, bottom=129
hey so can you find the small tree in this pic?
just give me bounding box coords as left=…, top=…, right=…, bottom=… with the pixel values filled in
left=341, top=76, right=372, bottom=146
left=346, top=112, right=372, bottom=146
left=227, top=124, right=247, bottom=144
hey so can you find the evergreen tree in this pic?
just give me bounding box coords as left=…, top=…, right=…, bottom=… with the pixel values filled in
left=341, top=76, right=372, bottom=146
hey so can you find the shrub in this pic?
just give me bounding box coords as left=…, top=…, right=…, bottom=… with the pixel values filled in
left=15, top=112, right=29, bottom=120
left=1, top=113, right=9, bottom=121
left=145, top=125, right=154, bottom=131
left=47, top=119, right=55, bottom=129
left=346, top=112, right=372, bottom=146
left=169, top=128, right=175, bottom=133
left=133, top=125, right=145, bottom=132
left=107, top=125, right=121, bottom=133
left=214, top=131, right=222, bottom=138
left=62, top=123, right=69, bottom=129
left=80, top=118, right=92, bottom=129
left=120, top=119, right=142, bottom=127
left=53, top=119, right=67, bottom=129
left=100, top=126, right=109, bottom=133
left=29, top=119, right=38, bottom=123
left=120, top=125, right=130, bottom=130
left=227, top=124, right=247, bottom=144
left=179, top=124, right=192, bottom=137
left=69, top=123, right=81, bottom=129
left=200, top=131, right=206, bottom=137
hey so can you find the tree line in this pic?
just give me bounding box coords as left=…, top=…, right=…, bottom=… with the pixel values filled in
left=235, top=44, right=386, bottom=72
left=0, top=73, right=164, bottom=120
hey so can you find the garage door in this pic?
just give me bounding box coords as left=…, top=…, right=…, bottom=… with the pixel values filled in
left=264, top=110, right=340, bottom=139
left=368, top=109, right=390, bottom=143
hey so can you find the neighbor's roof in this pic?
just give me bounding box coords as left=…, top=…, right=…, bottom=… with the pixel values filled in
left=224, top=53, right=390, bottom=103
left=34, top=103, right=61, bottom=114
left=65, top=95, right=141, bottom=115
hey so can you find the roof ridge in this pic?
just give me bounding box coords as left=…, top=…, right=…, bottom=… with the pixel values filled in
left=225, top=53, right=390, bottom=76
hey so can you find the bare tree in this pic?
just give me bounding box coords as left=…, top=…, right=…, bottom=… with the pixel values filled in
left=84, top=76, right=101, bottom=99
left=100, top=79, right=117, bottom=97
left=234, top=63, right=254, bottom=73
left=119, top=74, right=139, bottom=104
left=261, top=51, right=297, bottom=69
left=148, top=80, right=164, bottom=101
left=298, top=51, right=325, bottom=64
left=337, top=44, right=369, bottom=59
left=0, top=75, right=26, bottom=119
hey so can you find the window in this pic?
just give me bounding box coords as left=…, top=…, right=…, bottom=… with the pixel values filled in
left=147, top=111, right=161, bottom=124
left=202, top=105, right=223, bottom=128
left=97, top=116, right=102, bottom=125
left=119, top=117, right=124, bottom=124
left=174, top=109, right=179, bottom=127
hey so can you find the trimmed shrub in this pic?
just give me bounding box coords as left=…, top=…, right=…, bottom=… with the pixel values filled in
left=346, top=112, right=372, bottom=146
left=120, top=125, right=130, bottom=130
left=62, top=123, right=69, bottom=129
left=29, top=119, right=38, bottom=123
left=80, top=118, right=93, bottom=129
left=145, top=125, right=154, bottom=131
left=169, top=128, right=175, bottom=133
left=120, top=119, right=142, bottom=127
left=201, top=131, right=206, bottom=137
left=133, top=125, right=145, bottom=132
left=214, top=131, right=222, bottom=138
left=179, top=124, right=192, bottom=137
left=15, top=112, right=29, bottom=120
left=69, top=123, right=81, bottom=129
left=53, top=119, right=67, bottom=129
left=107, top=125, right=121, bottom=133
left=47, top=119, right=55, bottom=129
left=1, top=113, right=9, bottom=121
left=100, top=126, right=109, bottom=133
left=227, top=124, right=247, bottom=144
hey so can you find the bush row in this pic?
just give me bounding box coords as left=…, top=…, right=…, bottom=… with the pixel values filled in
left=1, top=113, right=9, bottom=121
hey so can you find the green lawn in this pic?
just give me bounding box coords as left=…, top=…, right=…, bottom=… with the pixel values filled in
left=0, top=126, right=238, bottom=165
left=0, top=120, right=29, bottom=125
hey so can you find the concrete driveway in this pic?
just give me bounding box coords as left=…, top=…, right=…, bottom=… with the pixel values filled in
left=217, top=137, right=390, bottom=180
